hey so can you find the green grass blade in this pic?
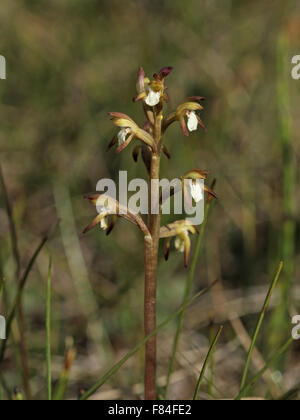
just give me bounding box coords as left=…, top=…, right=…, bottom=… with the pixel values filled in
left=239, top=262, right=283, bottom=392
left=193, top=325, right=223, bottom=400
left=46, top=258, right=52, bottom=401
left=236, top=336, right=294, bottom=400
left=268, top=33, right=296, bottom=366
left=165, top=200, right=214, bottom=398
left=80, top=281, right=217, bottom=401
left=54, top=372, right=69, bottom=401
left=0, top=236, right=48, bottom=363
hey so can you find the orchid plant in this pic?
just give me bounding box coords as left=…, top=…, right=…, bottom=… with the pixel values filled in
left=84, top=66, right=216, bottom=400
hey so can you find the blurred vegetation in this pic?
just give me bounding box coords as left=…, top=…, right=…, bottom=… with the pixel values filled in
left=0, top=0, right=300, bottom=400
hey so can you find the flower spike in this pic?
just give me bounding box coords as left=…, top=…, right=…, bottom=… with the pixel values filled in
left=83, top=194, right=150, bottom=237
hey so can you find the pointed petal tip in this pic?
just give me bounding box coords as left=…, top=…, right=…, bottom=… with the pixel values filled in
left=163, top=146, right=171, bottom=160
left=106, top=223, right=115, bottom=236
left=184, top=253, right=190, bottom=268
left=205, top=187, right=218, bottom=199
left=82, top=224, right=93, bottom=234
left=180, top=117, right=189, bottom=137
left=84, top=194, right=97, bottom=200
left=107, top=135, right=117, bottom=151
left=159, top=66, right=173, bottom=78
left=164, top=239, right=171, bottom=261
left=187, top=96, right=206, bottom=102
left=138, top=66, right=145, bottom=74
left=132, top=147, right=140, bottom=162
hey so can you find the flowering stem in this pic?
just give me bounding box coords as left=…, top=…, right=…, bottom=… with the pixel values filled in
left=144, top=109, right=162, bottom=400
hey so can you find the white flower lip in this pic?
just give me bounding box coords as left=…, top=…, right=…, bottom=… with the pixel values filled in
left=187, top=111, right=199, bottom=132
left=97, top=204, right=109, bottom=230
left=117, top=128, right=131, bottom=146
left=190, top=181, right=203, bottom=203
left=145, top=88, right=161, bottom=107
left=174, top=236, right=185, bottom=253
left=100, top=217, right=108, bottom=231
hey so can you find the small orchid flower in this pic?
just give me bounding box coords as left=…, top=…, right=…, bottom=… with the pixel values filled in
left=163, top=97, right=206, bottom=136
left=83, top=194, right=150, bottom=237
left=108, top=112, right=157, bottom=154
left=133, top=66, right=173, bottom=107
left=83, top=196, right=115, bottom=235
left=182, top=169, right=217, bottom=208
left=160, top=220, right=199, bottom=267
left=97, top=203, right=110, bottom=231
left=159, top=169, right=216, bottom=210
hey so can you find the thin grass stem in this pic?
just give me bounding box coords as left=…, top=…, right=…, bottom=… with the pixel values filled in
left=193, top=325, right=223, bottom=400
left=236, top=336, right=294, bottom=400
left=240, top=261, right=283, bottom=392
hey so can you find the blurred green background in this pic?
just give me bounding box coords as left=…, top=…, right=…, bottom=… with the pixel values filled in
left=0, top=0, right=300, bottom=400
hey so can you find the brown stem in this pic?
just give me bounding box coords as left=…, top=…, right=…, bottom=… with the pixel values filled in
left=144, top=233, right=156, bottom=400
left=144, top=110, right=162, bottom=400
